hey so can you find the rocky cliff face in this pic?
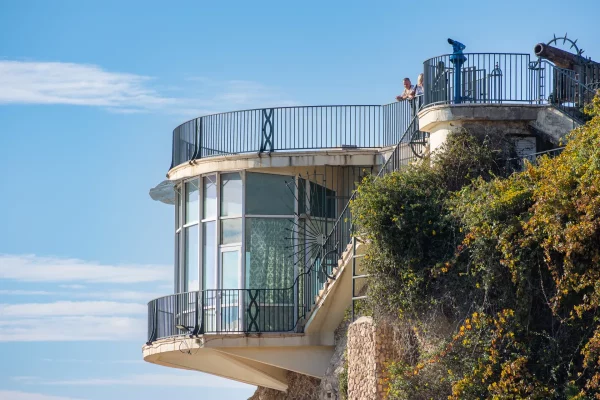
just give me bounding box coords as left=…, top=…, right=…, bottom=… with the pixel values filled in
left=248, top=371, right=320, bottom=400
left=248, top=319, right=350, bottom=400
left=317, top=319, right=349, bottom=400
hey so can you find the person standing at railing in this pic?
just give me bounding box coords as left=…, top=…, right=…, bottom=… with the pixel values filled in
left=413, top=73, right=424, bottom=97
left=396, top=78, right=415, bottom=101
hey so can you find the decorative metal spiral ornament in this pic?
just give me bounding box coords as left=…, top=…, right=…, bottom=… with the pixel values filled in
left=547, top=33, right=584, bottom=57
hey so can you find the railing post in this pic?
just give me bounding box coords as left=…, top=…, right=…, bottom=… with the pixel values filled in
left=247, top=289, right=259, bottom=333
left=146, top=301, right=158, bottom=344
left=260, top=108, right=274, bottom=153
left=197, top=117, right=203, bottom=160
left=192, top=291, right=200, bottom=336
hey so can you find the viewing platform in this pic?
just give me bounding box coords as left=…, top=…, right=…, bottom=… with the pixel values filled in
left=143, top=43, right=599, bottom=390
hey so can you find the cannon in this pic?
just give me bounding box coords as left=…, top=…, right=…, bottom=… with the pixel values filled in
left=533, top=38, right=600, bottom=110
left=534, top=41, right=600, bottom=88
left=534, top=42, right=600, bottom=70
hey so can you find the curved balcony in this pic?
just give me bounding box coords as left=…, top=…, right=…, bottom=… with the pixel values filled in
left=170, top=52, right=597, bottom=170
left=170, top=101, right=419, bottom=169
left=147, top=288, right=302, bottom=343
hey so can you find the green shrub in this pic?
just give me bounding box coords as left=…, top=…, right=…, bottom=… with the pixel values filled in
left=351, top=95, right=600, bottom=399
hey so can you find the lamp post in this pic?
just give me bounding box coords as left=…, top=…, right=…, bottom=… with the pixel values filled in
left=448, top=38, right=467, bottom=104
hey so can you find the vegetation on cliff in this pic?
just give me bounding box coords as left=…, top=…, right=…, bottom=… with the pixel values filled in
left=351, top=96, right=600, bottom=399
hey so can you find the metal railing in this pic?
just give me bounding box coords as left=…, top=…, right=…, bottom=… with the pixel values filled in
left=171, top=101, right=418, bottom=169
left=539, top=61, right=598, bottom=123
left=305, top=98, right=427, bottom=312
left=424, top=53, right=535, bottom=106
left=506, top=147, right=565, bottom=172
left=422, top=53, right=598, bottom=122
left=161, top=52, right=599, bottom=334
left=147, top=288, right=298, bottom=342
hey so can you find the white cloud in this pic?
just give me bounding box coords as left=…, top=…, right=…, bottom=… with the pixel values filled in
left=0, top=316, right=145, bottom=341
left=0, top=61, right=297, bottom=116
left=0, top=61, right=175, bottom=112
left=0, top=254, right=170, bottom=283
left=0, top=391, right=86, bottom=400
left=46, top=373, right=251, bottom=389
left=0, top=289, right=161, bottom=302
left=40, top=359, right=142, bottom=364
left=0, top=301, right=145, bottom=317
left=59, top=285, right=86, bottom=290
left=0, top=290, right=54, bottom=296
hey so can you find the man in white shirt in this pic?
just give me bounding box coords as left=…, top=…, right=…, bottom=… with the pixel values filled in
left=395, top=78, right=415, bottom=101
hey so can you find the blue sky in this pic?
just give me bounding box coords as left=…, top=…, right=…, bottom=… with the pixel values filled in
left=0, top=1, right=598, bottom=399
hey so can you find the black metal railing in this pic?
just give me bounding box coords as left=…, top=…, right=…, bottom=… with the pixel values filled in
left=539, top=61, right=598, bottom=123
left=171, top=52, right=598, bottom=170
left=171, top=101, right=418, bottom=169
left=304, top=98, right=427, bottom=311
left=161, top=52, right=599, bottom=334
left=422, top=53, right=598, bottom=121
left=147, top=288, right=298, bottom=342
left=424, top=53, right=534, bottom=106
left=506, top=147, right=565, bottom=172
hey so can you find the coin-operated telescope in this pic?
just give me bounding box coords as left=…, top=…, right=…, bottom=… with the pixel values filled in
left=448, top=38, right=467, bottom=104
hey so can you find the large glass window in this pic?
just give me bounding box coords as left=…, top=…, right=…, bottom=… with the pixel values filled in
left=221, top=173, right=242, bottom=217
left=171, top=169, right=354, bottom=333
left=185, top=180, right=199, bottom=224
left=185, top=225, right=199, bottom=291
left=203, top=221, right=216, bottom=290
left=221, top=218, right=242, bottom=245
left=246, top=173, right=295, bottom=215
left=245, top=218, right=294, bottom=289
left=203, top=175, right=217, bottom=219
left=298, top=178, right=336, bottom=218
left=310, top=183, right=336, bottom=219
left=175, top=172, right=303, bottom=297
left=222, top=251, right=240, bottom=289
left=182, top=179, right=200, bottom=292
left=175, top=189, right=181, bottom=292
left=202, top=175, right=217, bottom=292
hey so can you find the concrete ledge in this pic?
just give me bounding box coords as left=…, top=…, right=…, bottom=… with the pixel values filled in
left=168, top=148, right=381, bottom=181
left=531, top=107, right=580, bottom=143
left=142, top=333, right=335, bottom=390
left=418, top=103, right=542, bottom=133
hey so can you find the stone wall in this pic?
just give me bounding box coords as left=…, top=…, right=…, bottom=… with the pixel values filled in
left=248, top=316, right=399, bottom=400
left=347, top=316, right=396, bottom=400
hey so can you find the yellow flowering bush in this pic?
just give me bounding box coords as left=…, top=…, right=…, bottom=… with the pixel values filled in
left=352, top=94, right=600, bottom=399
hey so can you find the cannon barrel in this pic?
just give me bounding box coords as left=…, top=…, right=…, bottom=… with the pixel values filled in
left=534, top=42, right=599, bottom=69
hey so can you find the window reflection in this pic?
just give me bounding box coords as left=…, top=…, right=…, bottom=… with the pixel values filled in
left=246, top=173, right=294, bottom=215
left=185, top=179, right=199, bottom=224
left=221, top=218, right=242, bottom=245
left=221, top=173, right=242, bottom=217
left=203, top=175, right=216, bottom=220
left=203, top=221, right=216, bottom=290
left=185, top=225, right=199, bottom=291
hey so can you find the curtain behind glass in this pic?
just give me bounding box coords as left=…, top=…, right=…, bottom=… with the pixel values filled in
left=245, top=218, right=294, bottom=289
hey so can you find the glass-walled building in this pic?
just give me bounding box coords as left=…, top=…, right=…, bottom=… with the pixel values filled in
left=170, top=168, right=363, bottom=333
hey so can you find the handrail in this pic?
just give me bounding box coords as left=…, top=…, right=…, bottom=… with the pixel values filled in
left=147, top=287, right=301, bottom=343
left=161, top=51, right=600, bottom=333
left=303, top=98, right=427, bottom=310
left=171, top=101, right=419, bottom=169
left=540, top=60, right=598, bottom=123
left=422, top=52, right=598, bottom=114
